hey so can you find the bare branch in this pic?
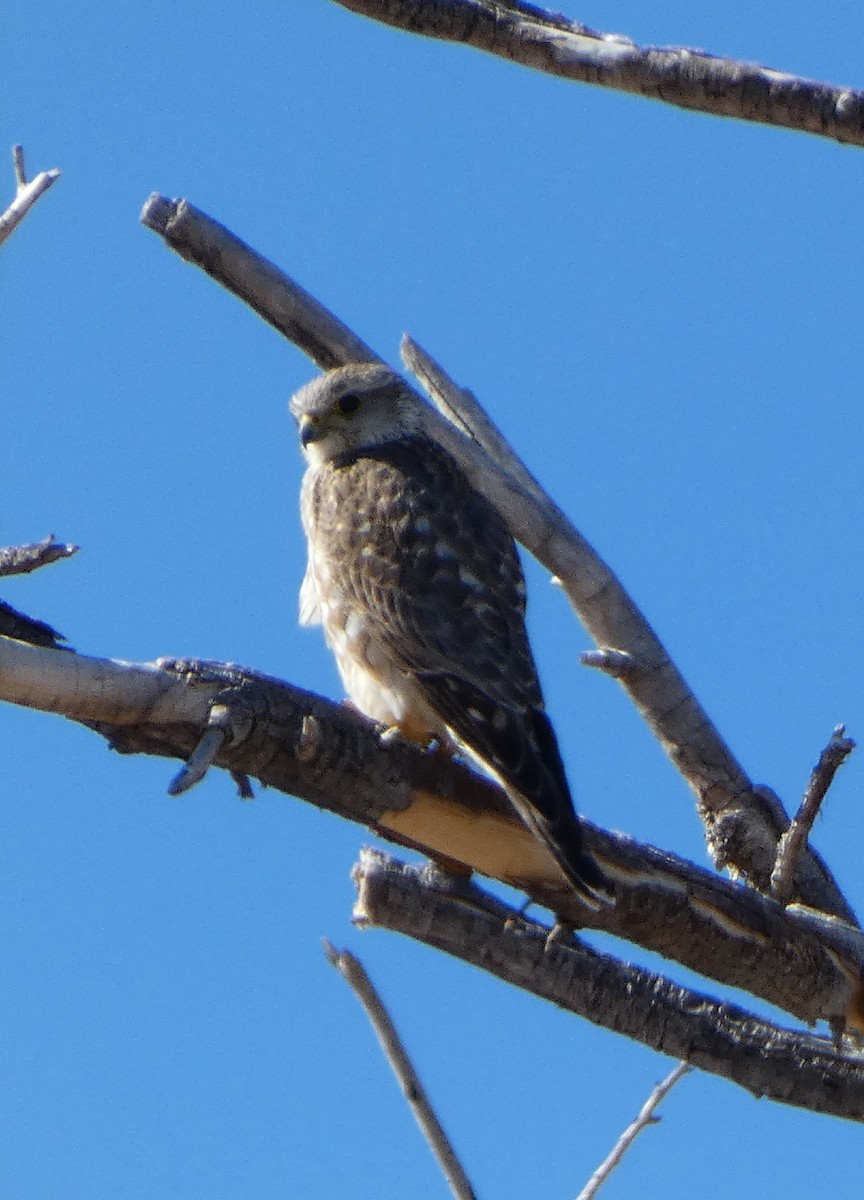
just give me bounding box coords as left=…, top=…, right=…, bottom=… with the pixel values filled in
left=12, top=145, right=27, bottom=187
left=0, top=603, right=66, bottom=650
left=140, top=195, right=854, bottom=922
left=0, top=146, right=60, bottom=246
left=354, top=848, right=864, bottom=1123
left=0, top=539, right=77, bottom=648
left=334, top=0, right=864, bottom=149
left=0, top=536, right=78, bottom=578
left=0, top=639, right=212, bottom=727
left=402, top=333, right=551, bottom=510
left=580, top=648, right=639, bottom=679
left=576, top=1062, right=691, bottom=1200
left=324, top=942, right=477, bottom=1200
left=771, top=727, right=857, bottom=905
left=401, top=337, right=739, bottom=794
left=1, top=636, right=861, bottom=1030
left=139, top=195, right=380, bottom=369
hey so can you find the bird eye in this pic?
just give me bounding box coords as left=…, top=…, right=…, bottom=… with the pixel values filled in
left=337, top=393, right=361, bottom=416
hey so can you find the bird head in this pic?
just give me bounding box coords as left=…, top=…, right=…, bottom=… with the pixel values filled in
left=290, top=363, right=422, bottom=466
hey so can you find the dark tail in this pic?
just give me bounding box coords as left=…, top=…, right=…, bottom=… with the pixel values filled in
left=517, top=709, right=614, bottom=908
left=413, top=671, right=613, bottom=906
left=523, top=806, right=614, bottom=909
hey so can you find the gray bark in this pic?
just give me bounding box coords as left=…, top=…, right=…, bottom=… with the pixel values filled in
left=335, top=0, right=864, bottom=149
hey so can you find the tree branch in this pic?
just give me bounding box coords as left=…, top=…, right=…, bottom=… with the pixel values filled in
left=353, top=849, right=864, bottom=1124
left=140, top=195, right=855, bottom=924
left=1, top=635, right=862, bottom=1032
left=333, top=0, right=864, bottom=149
left=771, top=726, right=857, bottom=905
left=0, top=538, right=78, bottom=649
left=324, top=942, right=477, bottom=1200
left=0, top=145, right=60, bottom=246
left=0, top=536, right=77, bottom=578
left=576, top=1062, right=691, bottom=1200
left=140, top=195, right=379, bottom=369
left=0, top=602, right=67, bottom=650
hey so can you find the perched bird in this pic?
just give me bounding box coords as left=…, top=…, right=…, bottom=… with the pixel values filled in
left=291, top=362, right=610, bottom=905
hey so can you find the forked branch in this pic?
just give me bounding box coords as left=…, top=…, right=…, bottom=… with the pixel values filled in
left=0, top=146, right=60, bottom=246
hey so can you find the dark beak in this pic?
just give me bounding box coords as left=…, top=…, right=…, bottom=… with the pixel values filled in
left=299, top=418, right=320, bottom=448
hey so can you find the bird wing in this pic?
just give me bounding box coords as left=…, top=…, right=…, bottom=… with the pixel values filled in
left=313, top=437, right=563, bottom=795
left=310, top=435, right=609, bottom=903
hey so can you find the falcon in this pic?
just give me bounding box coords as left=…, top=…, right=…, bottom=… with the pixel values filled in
left=290, top=362, right=610, bottom=905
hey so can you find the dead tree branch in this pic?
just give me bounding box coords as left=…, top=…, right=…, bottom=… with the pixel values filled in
left=576, top=1062, right=691, bottom=1200
left=771, top=726, right=857, bottom=905
left=0, top=145, right=60, bottom=246
left=324, top=942, right=477, bottom=1200
left=0, top=537, right=77, bottom=648
left=1, top=634, right=862, bottom=1033
left=0, top=603, right=67, bottom=650
left=334, top=0, right=864, bottom=149
left=353, top=849, right=864, bottom=1124
left=140, top=195, right=378, bottom=369
left=0, top=536, right=77, bottom=578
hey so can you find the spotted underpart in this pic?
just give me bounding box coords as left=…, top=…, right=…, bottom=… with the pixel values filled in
left=293, top=363, right=611, bottom=905
left=302, top=435, right=535, bottom=743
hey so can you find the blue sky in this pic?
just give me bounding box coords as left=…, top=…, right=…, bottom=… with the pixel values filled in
left=4, top=1, right=864, bottom=1196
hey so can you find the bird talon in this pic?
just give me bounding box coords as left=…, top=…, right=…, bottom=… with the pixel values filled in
left=545, top=920, right=575, bottom=952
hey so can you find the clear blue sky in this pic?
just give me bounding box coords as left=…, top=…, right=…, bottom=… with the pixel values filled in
left=4, top=1, right=864, bottom=1196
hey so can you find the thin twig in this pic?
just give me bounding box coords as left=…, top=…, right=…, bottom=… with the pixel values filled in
left=12, top=145, right=26, bottom=187
left=0, top=145, right=61, bottom=247
left=323, top=941, right=477, bottom=1200
left=576, top=1063, right=691, bottom=1200
left=771, top=726, right=857, bottom=904
left=335, top=0, right=864, bottom=149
